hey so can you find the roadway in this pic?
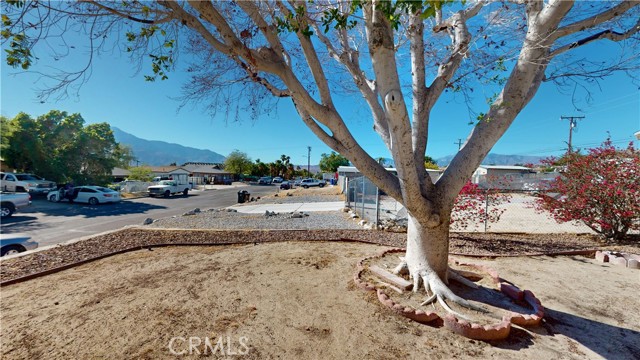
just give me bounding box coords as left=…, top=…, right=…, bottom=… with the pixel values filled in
left=1, top=184, right=277, bottom=248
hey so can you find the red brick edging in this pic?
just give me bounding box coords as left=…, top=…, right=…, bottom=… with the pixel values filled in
left=354, top=249, right=545, bottom=340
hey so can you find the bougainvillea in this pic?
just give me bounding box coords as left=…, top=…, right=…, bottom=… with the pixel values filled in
left=535, top=140, right=640, bottom=240
left=451, top=179, right=512, bottom=230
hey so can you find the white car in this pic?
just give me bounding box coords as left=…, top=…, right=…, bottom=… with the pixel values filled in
left=48, top=186, right=121, bottom=205
left=300, top=178, right=325, bottom=188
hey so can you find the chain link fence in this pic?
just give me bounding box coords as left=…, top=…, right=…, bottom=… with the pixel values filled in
left=343, top=175, right=597, bottom=234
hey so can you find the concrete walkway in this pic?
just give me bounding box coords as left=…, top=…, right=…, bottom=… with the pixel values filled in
left=228, top=201, right=344, bottom=214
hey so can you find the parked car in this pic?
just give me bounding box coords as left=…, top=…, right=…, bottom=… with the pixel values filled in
left=272, top=177, right=284, bottom=184
left=0, top=192, right=31, bottom=218
left=1, top=233, right=38, bottom=256
left=258, top=177, right=272, bottom=185
left=300, top=178, right=325, bottom=188
left=280, top=181, right=291, bottom=190
left=0, top=172, right=57, bottom=195
left=48, top=186, right=122, bottom=205
left=147, top=180, right=191, bottom=198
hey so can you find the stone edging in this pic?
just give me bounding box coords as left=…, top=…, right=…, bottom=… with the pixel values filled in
left=595, top=250, right=640, bottom=269
left=354, top=249, right=545, bottom=340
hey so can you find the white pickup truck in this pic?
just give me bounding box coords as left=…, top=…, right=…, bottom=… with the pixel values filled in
left=0, top=192, right=31, bottom=218
left=147, top=180, right=192, bottom=198
left=0, top=172, right=57, bottom=195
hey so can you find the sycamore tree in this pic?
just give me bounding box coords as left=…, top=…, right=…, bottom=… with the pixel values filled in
left=3, top=1, right=639, bottom=313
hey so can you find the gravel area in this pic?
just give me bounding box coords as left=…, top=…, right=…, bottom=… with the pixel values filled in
left=1, top=187, right=638, bottom=285
left=149, top=209, right=361, bottom=230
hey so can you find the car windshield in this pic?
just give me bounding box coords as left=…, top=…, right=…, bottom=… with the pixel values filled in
left=159, top=180, right=175, bottom=185
left=95, top=187, right=114, bottom=193
left=16, top=174, right=44, bottom=181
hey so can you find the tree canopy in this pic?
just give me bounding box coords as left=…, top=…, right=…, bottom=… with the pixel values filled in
left=223, top=150, right=253, bottom=176
left=1, top=110, right=132, bottom=185
left=319, top=151, right=350, bottom=173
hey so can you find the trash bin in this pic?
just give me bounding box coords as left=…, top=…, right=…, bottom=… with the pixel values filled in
left=237, top=190, right=246, bottom=203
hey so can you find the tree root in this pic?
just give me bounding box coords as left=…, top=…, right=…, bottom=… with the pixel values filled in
left=448, top=268, right=480, bottom=289
left=393, top=259, right=488, bottom=319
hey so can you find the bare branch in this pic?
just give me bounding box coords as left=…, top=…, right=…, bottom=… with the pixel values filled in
left=550, top=16, right=640, bottom=58
left=81, top=0, right=172, bottom=25
left=551, top=1, right=638, bottom=40
left=428, top=1, right=485, bottom=109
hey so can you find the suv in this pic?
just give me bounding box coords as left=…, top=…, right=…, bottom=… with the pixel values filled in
left=0, top=172, right=57, bottom=195
left=300, top=178, right=325, bottom=188
left=258, top=177, right=272, bottom=185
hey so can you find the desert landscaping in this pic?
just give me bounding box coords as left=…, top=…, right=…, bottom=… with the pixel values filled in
left=1, top=188, right=639, bottom=359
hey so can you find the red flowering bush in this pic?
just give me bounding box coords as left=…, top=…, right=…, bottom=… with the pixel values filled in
left=451, top=180, right=511, bottom=230
left=535, top=140, right=640, bottom=240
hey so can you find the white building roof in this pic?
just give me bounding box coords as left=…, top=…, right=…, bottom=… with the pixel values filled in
left=478, top=165, right=532, bottom=171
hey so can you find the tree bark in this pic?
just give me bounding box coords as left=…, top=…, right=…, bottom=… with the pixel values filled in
left=405, top=210, right=450, bottom=282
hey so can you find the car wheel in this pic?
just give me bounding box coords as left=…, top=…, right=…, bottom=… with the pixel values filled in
left=0, top=203, right=15, bottom=218
left=319, top=183, right=325, bottom=188
left=303, top=185, right=309, bottom=189
left=16, top=186, right=26, bottom=192
left=1, top=244, right=25, bottom=256
left=164, top=190, right=171, bottom=198
left=88, top=197, right=99, bottom=205
left=183, top=188, right=189, bottom=196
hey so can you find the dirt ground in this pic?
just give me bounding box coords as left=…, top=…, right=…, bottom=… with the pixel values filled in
left=1, top=241, right=638, bottom=359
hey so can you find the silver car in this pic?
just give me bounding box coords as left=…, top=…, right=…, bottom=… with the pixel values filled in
left=1, top=233, right=38, bottom=256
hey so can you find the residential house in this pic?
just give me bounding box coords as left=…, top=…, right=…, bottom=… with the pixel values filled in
left=148, top=166, right=191, bottom=184
left=181, top=163, right=233, bottom=185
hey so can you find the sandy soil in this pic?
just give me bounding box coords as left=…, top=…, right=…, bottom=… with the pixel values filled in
left=2, top=241, right=638, bottom=359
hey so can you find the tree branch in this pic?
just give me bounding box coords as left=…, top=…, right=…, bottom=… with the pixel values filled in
left=81, top=1, right=173, bottom=25
left=551, top=1, right=638, bottom=40
left=408, top=10, right=430, bottom=190
left=308, top=11, right=390, bottom=148
left=366, top=0, right=425, bottom=215
left=550, top=16, right=640, bottom=58
left=427, top=0, right=484, bottom=110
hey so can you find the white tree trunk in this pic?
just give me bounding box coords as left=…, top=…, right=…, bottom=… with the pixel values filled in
left=405, top=212, right=450, bottom=282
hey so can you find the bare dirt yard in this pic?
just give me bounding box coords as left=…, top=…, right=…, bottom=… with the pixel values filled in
left=2, top=240, right=639, bottom=359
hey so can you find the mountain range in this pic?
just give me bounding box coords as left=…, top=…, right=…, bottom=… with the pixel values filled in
left=112, top=127, right=544, bottom=168
left=435, top=153, right=545, bottom=166
left=112, top=127, right=226, bottom=166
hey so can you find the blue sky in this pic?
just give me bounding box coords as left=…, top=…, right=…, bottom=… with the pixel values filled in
left=1, top=30, right=638, bottom=165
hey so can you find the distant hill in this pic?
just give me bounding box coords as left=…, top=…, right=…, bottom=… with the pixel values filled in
left=436, top=153, right=544, bottom=167
left=112, top=127, right=226, bottom=166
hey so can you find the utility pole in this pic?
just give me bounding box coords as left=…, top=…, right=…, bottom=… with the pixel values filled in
left=307, top=146, right=311, bottom=176
left=560, top=115, right=585, bottom=153
left=454, top=139, right=463, bottom=151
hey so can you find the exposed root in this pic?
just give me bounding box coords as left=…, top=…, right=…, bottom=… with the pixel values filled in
left=448, top=268, right=480, bottom=289
left=419, top=294, right=437, bottom=306
left=409, top=267, right=489, bottom=319
left=392, top=257, right=408, bottom=276
left=437, top=295, right=472, bottom=321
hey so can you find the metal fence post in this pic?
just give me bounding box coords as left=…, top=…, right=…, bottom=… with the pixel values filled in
left=361, top=178, right=365, bottom=220
left=484, top=189, right=489, bottom=233
left=375, top=185, right=380, bottom=227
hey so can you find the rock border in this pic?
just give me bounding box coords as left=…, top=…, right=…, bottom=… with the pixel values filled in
left=595, top=250, right=640, bottom=269
left=354, top=249, right=545, bottom=340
